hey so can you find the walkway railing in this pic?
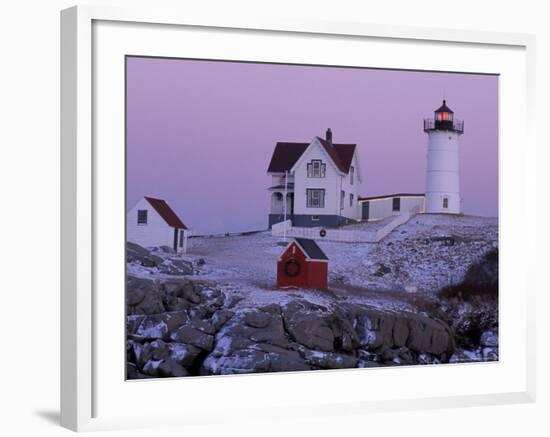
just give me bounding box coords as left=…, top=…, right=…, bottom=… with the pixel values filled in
left=272, top=206, right=420, bottom=243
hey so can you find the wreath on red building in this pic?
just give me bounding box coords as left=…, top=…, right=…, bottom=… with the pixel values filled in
left=284, top=258, right=301, bottom=277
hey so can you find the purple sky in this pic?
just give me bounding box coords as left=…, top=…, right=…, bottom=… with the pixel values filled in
left=126, top=57, right=498, bottom=234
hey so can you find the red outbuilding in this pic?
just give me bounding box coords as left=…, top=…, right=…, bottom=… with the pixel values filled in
left=277, top=238, right=329, bottom=289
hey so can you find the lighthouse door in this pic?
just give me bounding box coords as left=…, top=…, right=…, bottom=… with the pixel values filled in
left=361, top=201, right=370, bottom=221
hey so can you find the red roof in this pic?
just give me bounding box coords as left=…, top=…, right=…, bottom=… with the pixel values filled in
left=267, top=142, right=309, bottom=173
left=267, top=138, right=356, bottom=174
left=144, top=197, right=188, bottom=229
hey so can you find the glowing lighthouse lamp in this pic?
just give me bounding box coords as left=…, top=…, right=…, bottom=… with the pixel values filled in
left=423, top=100, right=464, bottom=214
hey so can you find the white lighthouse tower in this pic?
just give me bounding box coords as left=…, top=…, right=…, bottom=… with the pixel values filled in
left=423, top=100, right=464, bottom=214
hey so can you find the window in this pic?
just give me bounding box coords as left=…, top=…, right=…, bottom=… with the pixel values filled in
left=350, top=193, right=354, bottom=207
left=137, top=209, right=148, bottom=225
left=306, top=189, right=325, bottom=208
left=340, top=190, right=345, bottom=210
left=392, top=197, right=401, bottom=212
left=350, top=166, right=355, bottom=185
left=443, top=197, right=449, bottom=209
left=307, top=160, right=326, bottom=178
left=179, top=230, right=185, bottom=247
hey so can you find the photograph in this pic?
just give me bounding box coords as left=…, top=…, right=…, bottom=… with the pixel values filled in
left=125, top=56, right=499, bottom=379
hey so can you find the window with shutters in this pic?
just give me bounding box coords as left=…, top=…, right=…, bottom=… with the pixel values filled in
left=307, top=160, right=326, bottom=178
left=306, top=189, right=325, bottom=208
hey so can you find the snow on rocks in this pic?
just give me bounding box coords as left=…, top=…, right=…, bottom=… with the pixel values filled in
left=127, top=277, right=459, bottom=378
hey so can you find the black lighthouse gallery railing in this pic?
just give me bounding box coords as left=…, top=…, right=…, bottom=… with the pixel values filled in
left=423, top=118, right=464, bottom=134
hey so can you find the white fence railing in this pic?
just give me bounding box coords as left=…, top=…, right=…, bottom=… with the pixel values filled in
left=272, top=207, right=420, bottom=243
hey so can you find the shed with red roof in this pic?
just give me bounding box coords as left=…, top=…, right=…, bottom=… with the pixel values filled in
left=277, top=238, right=329, bottom=289
left=127, top=196, right=189, bottom=253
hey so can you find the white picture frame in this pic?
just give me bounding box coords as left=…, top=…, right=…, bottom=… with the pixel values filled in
left=60, top=5, right=536, bottom=432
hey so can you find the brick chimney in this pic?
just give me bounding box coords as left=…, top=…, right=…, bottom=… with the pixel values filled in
left=326, top=128, right=333, bottom=145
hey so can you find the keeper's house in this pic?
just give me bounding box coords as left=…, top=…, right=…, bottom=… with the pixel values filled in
left=127, top=196, right=189, bottom=253
left=267, top=128, right=362, bottom=229
left=277, top=238, right=329, bottom=289
left=358, top=193, right=425, bottom=221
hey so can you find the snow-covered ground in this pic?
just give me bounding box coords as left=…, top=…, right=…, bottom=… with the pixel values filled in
left=132, top=213, right=497, bottom=310
left=329, top=214, right=498, bottom=293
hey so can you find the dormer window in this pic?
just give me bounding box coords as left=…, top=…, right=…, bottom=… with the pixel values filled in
left=307, top=160, right=326, bottom=178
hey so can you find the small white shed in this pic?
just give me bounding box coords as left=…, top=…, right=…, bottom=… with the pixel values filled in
left=127, top=196, right=189, bottom=253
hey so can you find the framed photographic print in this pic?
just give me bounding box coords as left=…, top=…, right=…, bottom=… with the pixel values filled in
left=61, top=5, right=536, bottom=432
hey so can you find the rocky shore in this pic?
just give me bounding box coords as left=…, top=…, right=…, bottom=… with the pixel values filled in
left=126, top=243, right=498, bottom=378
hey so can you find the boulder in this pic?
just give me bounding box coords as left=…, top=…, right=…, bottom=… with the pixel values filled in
left=282, top=301, right=335, bottom=352
left=158, top=245, right=175, bottom=254
left=248, top=318, right=288, bottom=348
left=126, top=315, right=145, bottom=335
left=188, top=319, right=215, bottom=335
left=201, top=288, right=222, bottom=300
left=158, top=259, right=194, bottom=276
left=169, top=325, right=214, bottom=351
left=136, top=340, right=171, bottom=367
left=211, top=309, right=234, bottom=331
left=133, top=311, right=188, bottom=339
left=202, top=349, right=271, bottom=375
left=482, top=347, right=499, bottom=361
left=354, top=307, right=453, bottom=358
left=303, top=350, right=358, bottom=369
left=141, top=357, right=189, bottom=378
left=264, top=348, right=312, bottom=373
left=405, top=315, right=453, bottom=356
left=126, top=242, right=164, bottom=267
left=244, top=310, right=271, bottom=329
left=158, top=357, right=189, bottom=377
left=126, top=275, right=165, bottom=315
left=126, top=362, right=153, bottom=379
left=381, top=346, right=409, bottom=362
left=355, top=310, right=394, bottom=350
left=169, top=343, right=202, bottom=367
left=142, top=359, right=164, bottom=377
left=449, top=348, right=482, bottom=363
left=480, top=331, right=498, bottom=347
left=161, top=280, right=185, bottom=295
left=181, top=282, right=202, bottom=304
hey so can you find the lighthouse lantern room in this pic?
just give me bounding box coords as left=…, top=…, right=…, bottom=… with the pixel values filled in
left=423, top=100, right=464, bottom=214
